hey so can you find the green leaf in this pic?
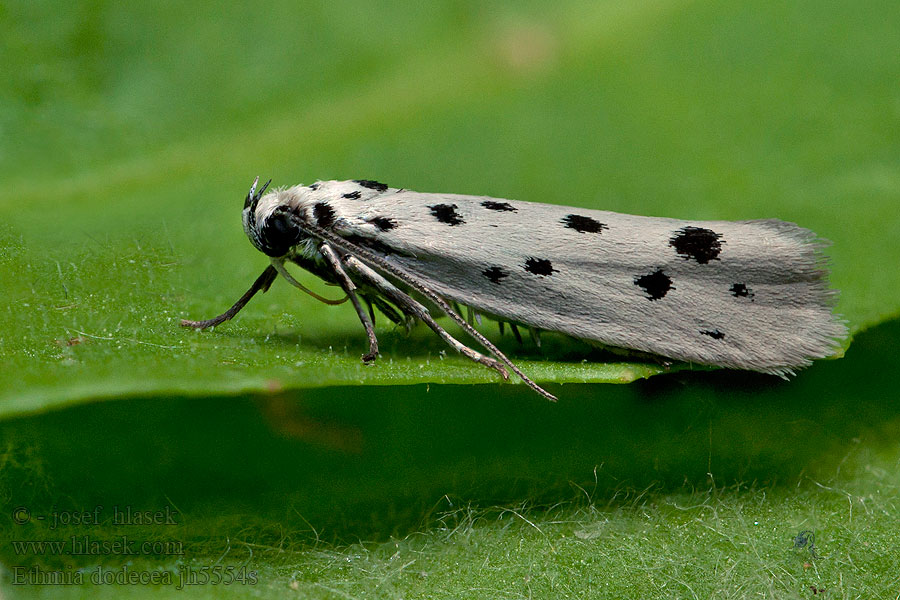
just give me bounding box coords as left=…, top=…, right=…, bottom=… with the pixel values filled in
left=2, top=0, right=899, bottom=417
left=2, top=319, right=899, bottom=597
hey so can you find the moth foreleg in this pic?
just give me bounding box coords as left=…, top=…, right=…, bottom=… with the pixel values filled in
left=319, top=243, right=379, bottom=362
left=342, top=256, right=509, bottom=381
left=181, top=264, right=279, bottom=329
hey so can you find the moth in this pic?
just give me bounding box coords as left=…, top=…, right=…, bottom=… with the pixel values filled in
left=182, top=177, right=848, bottom=401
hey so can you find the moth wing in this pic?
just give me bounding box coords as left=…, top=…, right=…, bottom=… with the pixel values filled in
left=334, top=188, right=846, bottom=373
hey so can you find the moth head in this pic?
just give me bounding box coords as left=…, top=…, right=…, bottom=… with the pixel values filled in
left=241, top=176, right=305, bottom=257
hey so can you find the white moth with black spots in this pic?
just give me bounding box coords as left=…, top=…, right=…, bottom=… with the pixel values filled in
left=182, top=178, right=848, bottom=401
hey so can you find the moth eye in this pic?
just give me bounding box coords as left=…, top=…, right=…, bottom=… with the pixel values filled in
left=259, top=209, right=303, bottom=257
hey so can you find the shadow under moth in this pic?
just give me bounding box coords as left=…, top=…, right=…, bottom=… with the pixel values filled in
left=182, top=178, right=848, bottom=401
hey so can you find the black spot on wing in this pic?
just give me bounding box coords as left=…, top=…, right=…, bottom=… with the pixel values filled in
left=313, top=202, right=336, bottom=228
left=482, top=266, right=509, bottom=284
left=308, top=183, right=320, bottom=190
left=730, top=283, right=755, bottom=300
left=353, top=179, right=388, bottom=192
left=481, top=201, right=517, bottom=212
left=562, top=214, right=607, bottom=234
left=634, top=269, right=674, bottom=300
left=342, top=190, right=362, bottom=199
left=523, top=257, right=556, bottom=276
left=700, top=329, right=725, bottom=340
left=368, top=216, right=396, bottom=231
left=428, top=204, right=464, bottom=226
left=670, top=226, right=724, bottom=264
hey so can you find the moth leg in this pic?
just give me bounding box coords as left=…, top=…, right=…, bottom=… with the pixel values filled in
left=304, top=221, right=557, bottom=400
left=342, top=256, right=509, bottom=380
left=319, top=244, right=379, bottom=362
left=181, top=265, right=279, bottom=329
left=365, top=298, right=376, bottom=326
left=509, top=323, right=524, bottom=345
left=367, top=294, right=407, bottom=328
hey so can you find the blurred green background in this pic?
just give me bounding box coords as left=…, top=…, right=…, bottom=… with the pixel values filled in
left=2, top=0, right=899, bottom=597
